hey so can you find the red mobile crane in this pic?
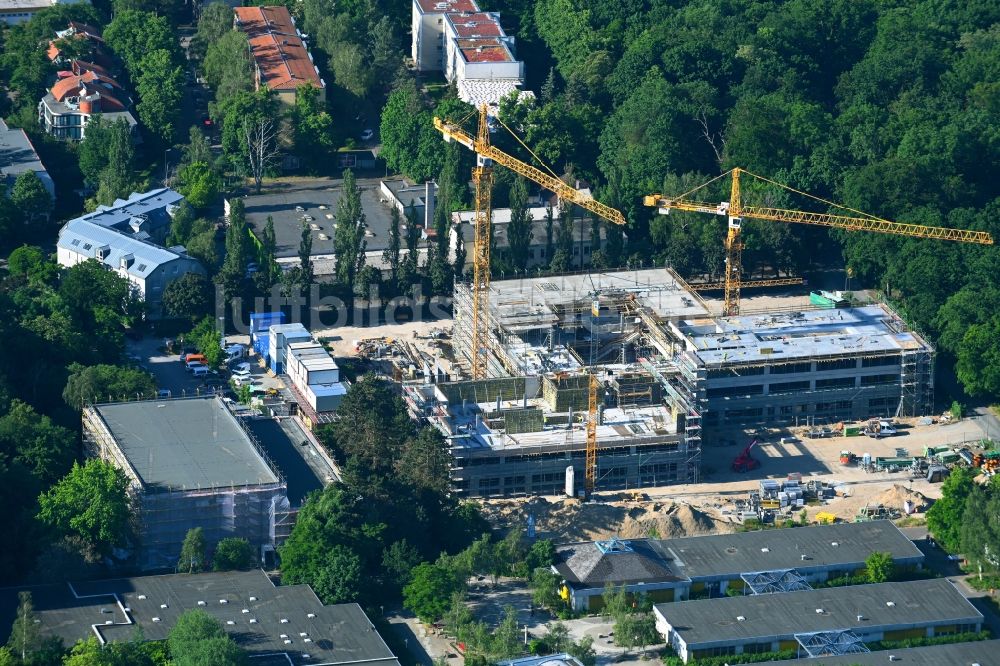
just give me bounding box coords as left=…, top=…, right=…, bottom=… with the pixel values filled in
left=732, top=439, right=760, bottom=473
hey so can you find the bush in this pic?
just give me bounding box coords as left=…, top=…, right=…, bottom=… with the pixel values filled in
left=868, top=630, right=990, bottom=651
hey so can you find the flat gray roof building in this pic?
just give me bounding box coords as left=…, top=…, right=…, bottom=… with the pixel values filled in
left=0, top=570, right=400, bottom=666
left=84, top=397, right=288, bottom=569
left=654, top=579, right=982, bottom=663
left=0, top=118, right=54, bottom=198
left=553, top=522, right=925, bottom=611
left=660, top=521, right=923, bottom=581
left=754, top=639, right=1000, bottom=665
left=93, top=397, right=278, bottom=490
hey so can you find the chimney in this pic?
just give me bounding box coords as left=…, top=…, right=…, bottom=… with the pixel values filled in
left=425, top=181, right=436, bottom=229
left=79, top=91, right=98, bottom=114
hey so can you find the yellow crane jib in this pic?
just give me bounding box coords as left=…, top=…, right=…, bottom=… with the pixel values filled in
left=644, top=167, right=994, bottom=317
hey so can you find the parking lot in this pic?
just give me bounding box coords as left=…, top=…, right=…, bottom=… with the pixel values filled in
left=243, top=176, right=397, bottom=259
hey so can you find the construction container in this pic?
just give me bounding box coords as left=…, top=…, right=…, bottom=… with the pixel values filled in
left=809, top=290, right=849, bottom=308
left=845, top=425, right=862, bottom=437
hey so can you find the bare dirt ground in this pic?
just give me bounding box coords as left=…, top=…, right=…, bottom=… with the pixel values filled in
left=480, top=418, right=990, bottom=539
left=311, top=320, right=461, bottom=376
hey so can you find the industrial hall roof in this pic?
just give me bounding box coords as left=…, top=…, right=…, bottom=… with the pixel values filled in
left=653, top=579, right=981, bottom=649
left=0, top=570, right=401, bottom=666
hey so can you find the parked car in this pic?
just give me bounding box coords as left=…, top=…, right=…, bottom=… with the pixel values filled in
left=157, top=389, right=172, bottom=398
left=231, top=362, right=252, bottom=374
left=186, top=361, right=206, bottom=372
left=232, top=374, right=255, bottom=387
left=192, top=365, right=210, bottom=377
left=360, top=128, right=374, bottom=141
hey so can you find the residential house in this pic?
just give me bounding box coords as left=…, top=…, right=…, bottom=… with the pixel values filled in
left=0, top=118, right=55, bottom=200
left=411, top=0, right=529, bottom=108
left=234, top=6, right=325, bottom=107
left=37, top=67, right=136, bottom=141
left=56, top=188, right=204, bottom=317
left=46, top=21, right=112, bottom=69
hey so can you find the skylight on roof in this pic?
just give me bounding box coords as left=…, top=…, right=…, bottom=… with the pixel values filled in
left=595, top=536, right=633, bottom=555
left=136, top=264, right=147, bottom=272
left=71, top=239, right=80, bottom=246
left=83, top=243, right=92, bottom=250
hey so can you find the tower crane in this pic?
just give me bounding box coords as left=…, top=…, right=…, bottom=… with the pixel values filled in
left=433, top=105, right=626, bottom=495
left=644, top=167, right=994, bottom=317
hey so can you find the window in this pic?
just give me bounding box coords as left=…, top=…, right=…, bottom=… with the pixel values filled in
left=136, top=264, right=147, bottom=272
left=707, top=384, right=764, bottom=399
left=771, top=362, right=812, bottom=374
left=769, top=380, right=810, bottom=395
left=82, top=243, right=92, bottom=250
left=862, top=355, right=900, bottom=368
left=815, top=377, right=856, bottom=390
left=861, top=374, right=898, bottom=386
left=71, top=239, right=80, bottom=246
left=815, top=358, right=857, bottom=372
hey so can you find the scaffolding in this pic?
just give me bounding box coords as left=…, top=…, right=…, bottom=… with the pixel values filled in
left=82, top=401, right=290, bottom=570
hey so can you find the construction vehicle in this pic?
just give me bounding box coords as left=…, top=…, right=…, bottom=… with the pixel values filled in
left=643, top=168, right=994, bottom=316
left=864, top=419, right=897, bottom=438
left=839, top=451, right=855, bottom=465
left=732, top=439, right=760, bottom=473
left=434, top=106, right=626, bottom=497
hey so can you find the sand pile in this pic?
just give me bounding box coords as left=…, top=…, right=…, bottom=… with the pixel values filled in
left=875, top=484, right=930, bottom=512
left=480, top=496, right=734, bottom=541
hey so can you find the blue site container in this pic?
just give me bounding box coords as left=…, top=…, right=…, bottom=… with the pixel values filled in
left=249, top=312, right=286, bottom=336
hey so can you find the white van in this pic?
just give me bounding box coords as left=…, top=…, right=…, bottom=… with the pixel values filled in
left=192, top=365, right=210, bottom=377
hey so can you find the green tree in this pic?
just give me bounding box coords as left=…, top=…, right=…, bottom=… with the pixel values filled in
left=614, top=612, right=659, bottom=651
left=927, top=467, right=977, bottom=552
left=298, top=222, right=314, bottom=288
left=37, top=459, right=133, bottom=557
left=191, top=2, right=234, bottom=62
left=403, top=562, right=463, bottom=623
left=10, top=171, right=51, bottom=222
left=213, top=537, right=256, bottom=571
left=530, top=567, right=563, bottom=610
left=865, top=551, right=895, bottom=583
left=188, top=317, right=224, bottom=367
left=293, top=85, right=334, bottom=170
left=397, top=427, right=452, bottom=496
left=136, top=48, right=184, bottom=145
left=163, top=273, right=213, bottom=321
left=178, top=162, right=221, bottom=209
left=203, top=30, right=252, bottom=107
left=104, top=10, right=176, bottom=76
left=330, top=43, right=372, bottom=98
left=507, top=176, right=533, bottom=271
left=218, top=199, right=249, bottom=300
left=7, top=592, right=39, bottom=662
left=178, top=527, right=207, bottom=573
left=313, top=545, right=364, bottom=604
left=0, top=399, right=75, bottom=485
left=955, top=317, right=1000, bottom=397
left=95, top=120, right=139, bottom=206
left=334, top=170, right=367, bottom=290
left=168, top=610, right=246, bottom=666
left=63, top=363, right=157, bottom=409
left=183, top=126, right=214, bottom=168
left=7, top=245, right=56, bottom=284
left=383, top=206, right=402, bottom=288
left=382, top=539, right=422, bottom=590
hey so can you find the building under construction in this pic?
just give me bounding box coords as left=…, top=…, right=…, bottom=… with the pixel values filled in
left=404, top=374, right=700, bottom=497
left=452, top=268, right=934, bottom=437
left=83, top=396, right=291, bottom=570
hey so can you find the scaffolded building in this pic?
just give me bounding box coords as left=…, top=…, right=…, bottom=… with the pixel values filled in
left=83, top=396, right=291, bottom=570
left=452, top=268, right=934, bottom=443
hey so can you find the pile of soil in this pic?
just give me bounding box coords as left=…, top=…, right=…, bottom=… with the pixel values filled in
left=875, top=484, right=930, bottom=512
left=480, top=496, right=734, bottom=541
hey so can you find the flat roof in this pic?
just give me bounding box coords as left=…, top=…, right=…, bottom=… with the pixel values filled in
left=485, top=269, right=708, bottom=333
left=457, top=37, right=514, bottom=63
left=446, top=12, right=504, bottom=37
left=0, top=118, right=46, bottom=181
left=235, top=6, right=323, bottom=91
left=93, top=397, right=279, bottom=491
left=660, top=521, right=923, bottom=580
left=449, top=401, right=678, bottom=452
left=654, top=579, right=982, bottom=648
left=754, top=639, right=1000, bottom=665
left=677, top=304, right=933, bottom=367
left=415, top=0, right=478, bottom=14
left=0, top=570, right=400, bottom=666
left=244, top=178, right=397, bottom=257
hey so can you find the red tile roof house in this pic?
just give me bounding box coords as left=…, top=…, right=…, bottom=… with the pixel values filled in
left=37, top=68, right=137, bottom=141
left=233, top=6, right=325, bottom=107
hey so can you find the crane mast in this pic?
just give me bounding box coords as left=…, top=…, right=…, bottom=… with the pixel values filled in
left=434, top=105, right=627, bottom=495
